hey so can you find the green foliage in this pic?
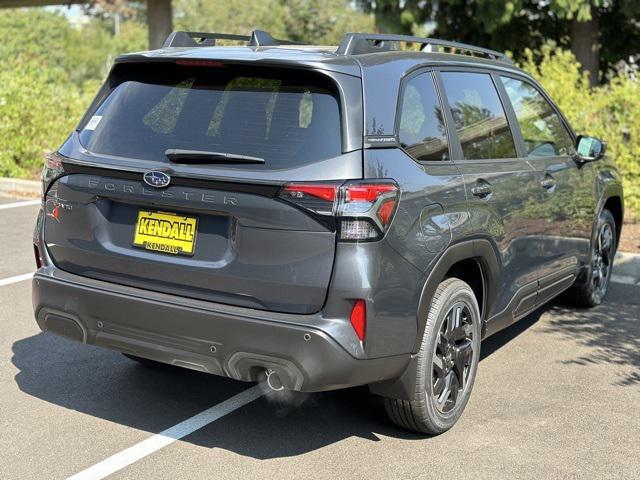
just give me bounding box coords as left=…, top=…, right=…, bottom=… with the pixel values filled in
left=521, top=45, right=640, bottom=220
left=427, top=1, right=640, bottom=82
left=0, top=8, right=145, bottom=178
left=174, top=0, right=287, bottom=39
left=174, top=0, right=373, bottom=45
left=355, top=0, right=429, bottom=34
left=283, top=0, right=374, bottom=45
left=0, top=62, right=98, bottom=177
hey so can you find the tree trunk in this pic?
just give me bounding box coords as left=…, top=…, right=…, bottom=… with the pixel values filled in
left=570, top=5, right=600, bottom=87
left=147, top=0, right=173, bottom=50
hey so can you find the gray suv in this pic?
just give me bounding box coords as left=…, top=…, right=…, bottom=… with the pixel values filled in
left=32, top=31, right=624, bottom=434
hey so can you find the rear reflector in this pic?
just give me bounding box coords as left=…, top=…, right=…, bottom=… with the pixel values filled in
left=350, top=299, right=367, bottom=342
left=33, top=244, right=43, bottom=269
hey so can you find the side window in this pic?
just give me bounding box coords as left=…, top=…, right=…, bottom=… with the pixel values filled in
left=440, top=72, right=517, bottom=160
left=500, top=76, right=574, bottom=157
left=398, top=72, right=449, bottom=161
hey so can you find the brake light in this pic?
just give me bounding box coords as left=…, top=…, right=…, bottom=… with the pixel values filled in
left=346, top=184, right=397, bottom=203
left=42, top=152, right=65, bottom=196
left=279, top=182, right=340, bottom=216
left=376, top=198, right=396, bottom=225
left=45, top=152, right=62, bottom=169
left=338, top=182, right=399, bottom=241
left=350, top=300, right=367, bottom=342
left=279, top=180, right=399, bottom=241
left=175, top=59, right=225, bottom=68
left=282, top=184, right=338, bottom=203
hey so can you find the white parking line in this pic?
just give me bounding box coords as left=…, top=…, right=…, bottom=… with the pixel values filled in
left=0, top=272, right=34, bottom=287
left=0, top=199, right=40, bottom=210
left=66, top=385, right=264, bottom=480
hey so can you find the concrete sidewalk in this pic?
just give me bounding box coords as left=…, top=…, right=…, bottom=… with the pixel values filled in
left=0, top=177, right=40, bottom=198
left=613, top=252, right=640, bottom=285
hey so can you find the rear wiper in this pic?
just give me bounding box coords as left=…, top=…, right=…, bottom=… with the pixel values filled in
left=165, top=149, right=265, bottom=164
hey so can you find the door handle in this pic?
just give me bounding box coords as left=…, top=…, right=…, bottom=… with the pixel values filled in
left=471, top=183, right=492, bottom=197
left=541, top=176, right=556, bottom=190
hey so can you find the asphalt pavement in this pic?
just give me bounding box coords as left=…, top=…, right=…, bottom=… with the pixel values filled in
left=0, top=197, right=638, bottom=480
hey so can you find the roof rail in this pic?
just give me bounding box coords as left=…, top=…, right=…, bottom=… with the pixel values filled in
left=336, top=33, right=512, bottom=63
left=162, top=30, right=303, bottom=48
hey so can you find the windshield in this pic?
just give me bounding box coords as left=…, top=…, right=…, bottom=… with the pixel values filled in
left=78, top=63, right=342, bottom=170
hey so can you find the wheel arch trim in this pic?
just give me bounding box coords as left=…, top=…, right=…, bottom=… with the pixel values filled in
left=413, top=238, right=500, bottom=352
left=370, top=238, right=501, bottom=401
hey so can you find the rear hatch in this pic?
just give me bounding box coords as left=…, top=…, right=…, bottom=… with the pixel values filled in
left=44, top=60, right=363, bottom=314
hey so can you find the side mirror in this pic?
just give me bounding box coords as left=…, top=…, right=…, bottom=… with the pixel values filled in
left=575, top=135, right=606, bottom=162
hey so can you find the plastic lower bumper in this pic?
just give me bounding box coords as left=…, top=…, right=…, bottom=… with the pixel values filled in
left=32, top=269, right=409, bottom=392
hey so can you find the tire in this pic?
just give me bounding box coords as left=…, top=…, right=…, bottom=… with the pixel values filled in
left=384, top=277, right=482, bottom=434
left=122, top=353, right=168, bottom=369
left=568, top=209, right=617, bottom=308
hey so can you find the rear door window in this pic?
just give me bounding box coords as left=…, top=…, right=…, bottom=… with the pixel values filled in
left=440, top=72, right=517, bottom=160
left=79, top=64, right=342, bottom=170
left=398, top=72, right=449, bottom=161
left=500, top=76, right=574, bottom=157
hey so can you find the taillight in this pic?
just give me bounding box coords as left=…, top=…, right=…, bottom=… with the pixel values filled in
left=338, top=182, right=399, bottom=241
left=350, top=299, right=367, bottom=342
left=279, top=182, right=340, bottom=216
left=42, top=151, right=65, bottom=195
left=278, top=180, right=399, bottom=241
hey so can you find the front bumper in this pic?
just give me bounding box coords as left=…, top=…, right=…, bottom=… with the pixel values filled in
left=32, top=268, right=409, bottom=392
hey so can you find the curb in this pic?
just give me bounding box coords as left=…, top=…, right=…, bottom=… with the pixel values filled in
left=0, top=177, right=40, bottom=198
left=613, top=251, right=640, bottom=285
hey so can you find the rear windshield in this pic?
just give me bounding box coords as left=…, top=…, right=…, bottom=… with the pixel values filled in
left=79, top=63, right=342, bottom=169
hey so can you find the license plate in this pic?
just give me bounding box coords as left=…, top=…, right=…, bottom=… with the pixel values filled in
left=133, top=210, right=198, bottom=256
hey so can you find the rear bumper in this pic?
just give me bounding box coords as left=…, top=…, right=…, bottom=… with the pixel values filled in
left=32, top=268, right=409, bottom=392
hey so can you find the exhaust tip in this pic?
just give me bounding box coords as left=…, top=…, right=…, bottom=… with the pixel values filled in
left=266, top=369, right=285, bottom=391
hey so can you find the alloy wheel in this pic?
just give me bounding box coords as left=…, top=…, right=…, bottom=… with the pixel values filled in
left=592, top=222, right=614, bottom=302
left=432, top=302, right=475, bottom=414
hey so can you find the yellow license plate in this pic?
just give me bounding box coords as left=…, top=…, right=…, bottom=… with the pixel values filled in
left=133, top=210, right=198, bottom=256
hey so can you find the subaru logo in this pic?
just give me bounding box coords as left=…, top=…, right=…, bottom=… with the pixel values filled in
left=143, top=171, right=171, bottom=188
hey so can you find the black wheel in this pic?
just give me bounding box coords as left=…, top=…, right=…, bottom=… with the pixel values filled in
left=122, top=353, right=168, bottom=369
left=384, top=277, right=481, bottom=434
left=569, top=209, right=616, bottom=308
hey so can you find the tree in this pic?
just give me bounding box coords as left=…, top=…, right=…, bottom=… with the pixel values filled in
left=551, top=0, right=640, bottom=86
left=174, top=0, right=288, bottom=39
left=355, top=0, right=431, bottom=34
left=426, top=1, right=640, bottom=86
left=174, top=0, right=373, bottom=46
left=283, top=0, right=374, bottom=45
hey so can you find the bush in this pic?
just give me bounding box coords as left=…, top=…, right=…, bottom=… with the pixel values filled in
left=0, top=9, right=145, bottom=178
left=0, top=62, right=98, bottom=177
left=521, top=45, right=640, bottom=221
